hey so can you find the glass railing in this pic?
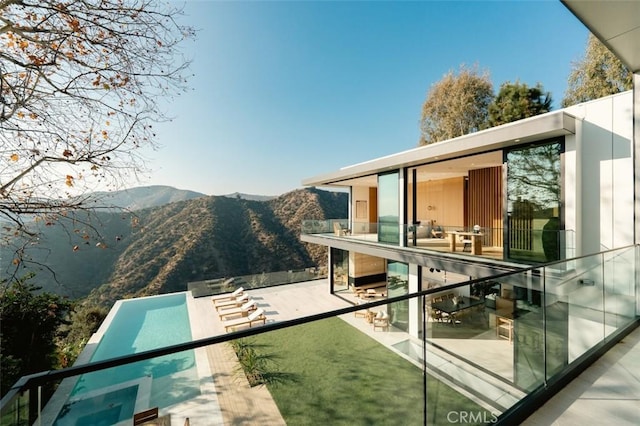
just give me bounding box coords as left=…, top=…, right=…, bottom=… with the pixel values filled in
left=406, top=224, right=576, bottom=263
left=188, top=267, right=327, bottom=297
left=301, top=219, right=378, bottom=240
left=2, top=245, right=637, bottom=425
left=302, top=219, right=576, bottom=263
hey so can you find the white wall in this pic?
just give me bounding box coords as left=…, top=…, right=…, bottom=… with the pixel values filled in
left=565, top=91, right=634, bottom=255
left=563, top=92, right=635, bottom=359
left=564, top=133, right=577, bottom=258
left=351, top=185, right=371, bottom=234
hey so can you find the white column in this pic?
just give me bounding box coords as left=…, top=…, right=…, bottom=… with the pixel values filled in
left=348, top=187, right=353, bottom=230
left=634, top=73, right=640, bottom=246
left=327, top=247, right=333, bottom=293
left=408, top=263, right=421, bottom=338
left=399, top=168, right=406, bottom=247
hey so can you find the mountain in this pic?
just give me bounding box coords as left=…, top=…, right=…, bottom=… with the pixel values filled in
left=223, top=192, right=277, bottom=202
left=92, top=185, right=206, bottom=210
left=5, top=188, right=347, bottom=307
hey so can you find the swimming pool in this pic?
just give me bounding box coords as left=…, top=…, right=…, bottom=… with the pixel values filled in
left=53, top=293, right=200, bottom=425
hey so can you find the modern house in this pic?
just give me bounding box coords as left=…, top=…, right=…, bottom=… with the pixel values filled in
left=1, top=1, right=638, bottom=425
left=300, top=0, right=639, bottom=399
left=301, top=89, right=636, bottom=388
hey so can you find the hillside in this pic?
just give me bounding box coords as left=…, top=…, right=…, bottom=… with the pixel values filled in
left=5, top=187, right=347, bottom=307
left=92, top=185, right=206, bottom=210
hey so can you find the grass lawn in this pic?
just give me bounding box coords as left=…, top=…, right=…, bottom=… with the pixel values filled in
left=249, top=317, right=491, bottom=425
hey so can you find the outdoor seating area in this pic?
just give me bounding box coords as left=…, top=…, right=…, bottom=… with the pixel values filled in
left=210, top=285, right=243, bottom=302
left=223, top=308, right=267, bottom=332
left=217, top=299, right=257, bottom=320
left=354, top=303, right=390, bottom=331
left=212, top=292, right=249, bottom=310
left=351, top=282, right=387, bottom=300
left=211, top=288, right=269, bottom=332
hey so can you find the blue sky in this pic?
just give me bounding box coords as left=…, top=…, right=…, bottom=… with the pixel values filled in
left=145, top=0, right=589, bottom=196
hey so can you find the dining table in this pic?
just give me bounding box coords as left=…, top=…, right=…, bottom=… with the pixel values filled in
left=431, top=296, right=485, bottom=324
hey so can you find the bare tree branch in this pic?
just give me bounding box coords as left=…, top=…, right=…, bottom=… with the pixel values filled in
left=1, top=0, right=194, bottom=273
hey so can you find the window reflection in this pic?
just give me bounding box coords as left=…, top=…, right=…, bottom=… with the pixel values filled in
left=387, top=261, right=409, bottom=331
left=506, top=141, right=562, bottom=262
left=378, top=171, right=400, bottom=245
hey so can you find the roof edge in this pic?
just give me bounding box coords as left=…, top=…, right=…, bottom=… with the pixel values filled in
left=303, top=110, right=576, bottom=187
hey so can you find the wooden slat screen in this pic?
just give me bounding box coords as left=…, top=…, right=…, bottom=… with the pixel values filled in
left=467, top=167, right=503, bottom=248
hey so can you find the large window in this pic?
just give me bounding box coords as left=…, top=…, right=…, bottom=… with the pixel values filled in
left=378, top=171, right=400, bottom=244
left=331, top=248, right=348, bottom=293
left=506, top=140, right=563, bottom=262
left=387, top=261, right=409, bottom=331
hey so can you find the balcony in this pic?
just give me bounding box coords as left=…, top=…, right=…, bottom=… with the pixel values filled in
left=302, top=219, right=576, bottom=265
left=1, top=246, right=638, bottom=425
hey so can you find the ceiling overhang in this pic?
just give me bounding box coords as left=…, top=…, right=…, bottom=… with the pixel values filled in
left=562, top=0, right=640, bottom=73
left=303, top=110, right=576, bottom=187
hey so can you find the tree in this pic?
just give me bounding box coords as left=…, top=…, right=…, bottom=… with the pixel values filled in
left=0, top=1, right=195, bottom=276
left=488, top=81, right=552, bottom=127
left=57, top=303, right=108, bottom=368
left=0, top=274, right=73, bottom=397
left=419, top=64, right=494, bottom=145
left=562, top=33, right=633, bottom=107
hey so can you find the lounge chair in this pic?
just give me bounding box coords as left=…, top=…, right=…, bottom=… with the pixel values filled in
left=218, top=299, right=257, bottom=320
left=224, top=308, right=267, bottom=332
left=133, top=407, right=158, bottom=425
left=211, top=286, right=244, bottom=303
left=213, top=293, right=249, bottom=310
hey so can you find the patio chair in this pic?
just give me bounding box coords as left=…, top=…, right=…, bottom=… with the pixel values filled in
left=458, top=234, right=472, bottom=252
left=373, top=311, right=389, bottom=331
left=133, top=407, right=158, bottom=425
left=333, top=222, right=351, bottom=236
left=211, top=286, right=244, bottom=303
left=214, top=293, right=249, bottom=310
left=354, top=301, right=369, bottom=318
left=218, top=299, right=257, bottom=320
left=224, top=308, right=267, bottom=332
left=426, top=306, right=443, bottom=322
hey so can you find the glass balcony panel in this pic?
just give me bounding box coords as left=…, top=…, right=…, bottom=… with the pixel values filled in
left=230, top=312, right=427, bottom=424
left=189, top=267, right=326, bottom=297
left=603, top=247, right=637, bottom=335
left=0, top=388, right=30, bottom=426
left=481, top=272, right=547, bottom=392
left=423, top=283, right=522, bottom=413
left=558, top=254, right=606, bottom=364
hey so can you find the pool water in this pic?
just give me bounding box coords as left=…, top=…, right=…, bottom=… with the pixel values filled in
left=54, top=293, right=199, bottom=425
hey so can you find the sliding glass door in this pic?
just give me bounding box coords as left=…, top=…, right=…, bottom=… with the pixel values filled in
left=378, top=171, right=400, bottom=245
left=387, top=261, right=409, bottom=331
left=506, top=140, right=563, bottom=263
